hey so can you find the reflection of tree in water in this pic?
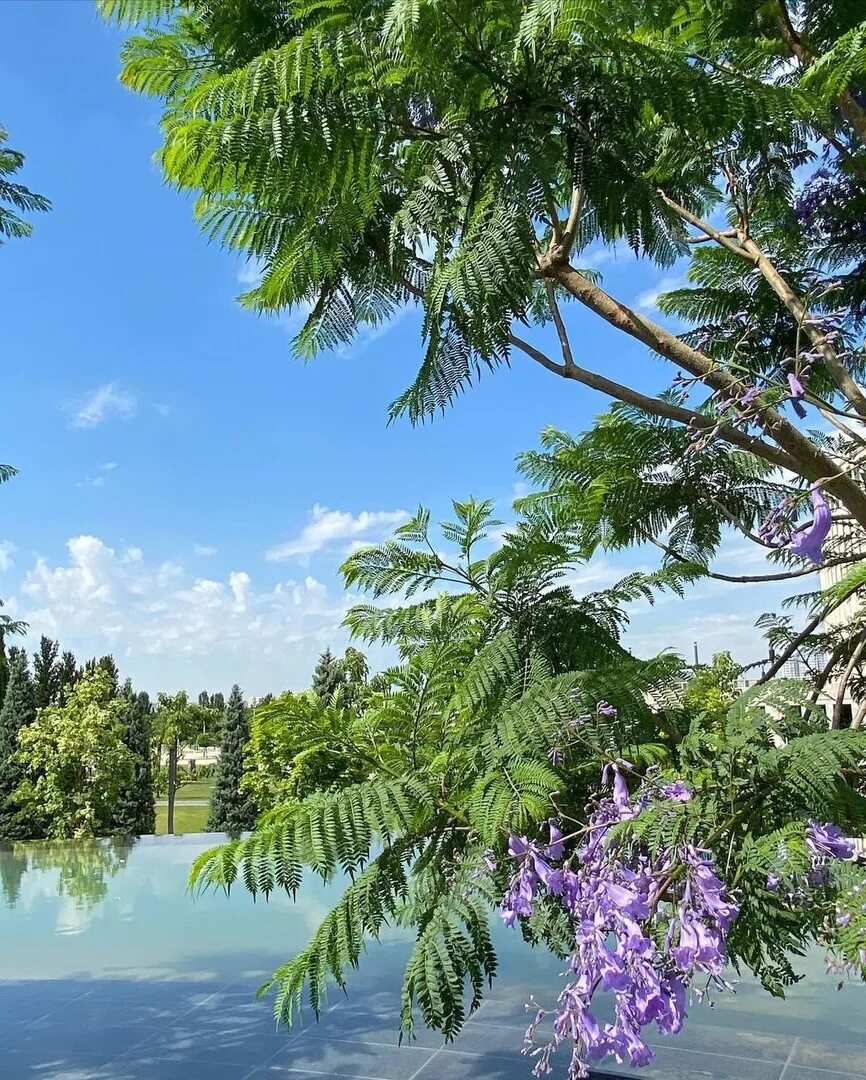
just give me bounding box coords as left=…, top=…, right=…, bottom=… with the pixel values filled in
left=0, top=835, right=134, bottom=909
left=0, top=844, right=28, bottom=907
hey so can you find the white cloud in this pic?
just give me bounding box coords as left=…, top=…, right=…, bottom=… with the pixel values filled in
left=77, top=476, right=107, bottom=488
left=237, top=258, right=265, bottom=286
left=194, top=545, right=218, bottom=557
left=266, top=504, right=409, bottom=562
left=635, top=275, right=686, bottom=312
left=0, top=541, right=15, bottom=573
left=579, top=244, right=624, bottom=269
left=98, top=461, right=118, bottom=472
left=70, top=384, right=137, bottom=429
left=12, top=535, right=362, bottom=695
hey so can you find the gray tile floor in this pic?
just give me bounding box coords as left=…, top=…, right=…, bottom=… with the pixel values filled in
left=0, top=976, right=863, bottom=1080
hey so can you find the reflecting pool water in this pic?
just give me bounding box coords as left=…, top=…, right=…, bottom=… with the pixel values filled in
left=0, top=835, right=863, bottom=1079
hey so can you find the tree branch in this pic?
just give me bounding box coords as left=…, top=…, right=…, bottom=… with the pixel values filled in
left=833, top=631, right=866, bottom=728
left=758, top=592, right=850, bottom=685
left=646, top=536, right=837, bottom=583
left=560, top=184, right=584, bottom=255
left=658, top=190, right=866, bottom=419
left=544, top=281, right=575, bottom=368
left=508, top=332, right=798, bottom=470
left=541, top=258, right=866, bottom=526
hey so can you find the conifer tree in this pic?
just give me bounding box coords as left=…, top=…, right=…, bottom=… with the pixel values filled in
left=32, top=635, right=59, bottom=709
left=207, top=685, right=256, bottom=834
left=0, top=649, right=38, bottom=839
left=112, top=683, right=155, bottom=835
left=58, top=650, right=79, bottom=706
left=312, top=648, right=345, bottom=704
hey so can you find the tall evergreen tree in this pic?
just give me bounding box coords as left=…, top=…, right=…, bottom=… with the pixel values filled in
left=58, top=650, right=79, bottom=706
left=210, top=691, right=225, bottom=712
left=97, top=655, right=119, bottom=695
left=32, top=635, right=59, bottom=710
left=198, top=690, right=211, bottom=708
left=207, top=685, right=256, bottom=834
left=312, top=648, right=345, bottom=704
left=0, top=597, right=27, bottom=711
left=0, top=649, right=38, bottom=839
left=112, top=684, right=155, bottom=836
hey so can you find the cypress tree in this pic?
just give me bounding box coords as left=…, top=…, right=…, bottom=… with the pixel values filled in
left=312, top=648, right=345, bottom=704
left=112, top=685, right=155, bottom=835
left=33, top=635, right=60, bottom=709
left=58, top=650, right=79, bottom=705
left=96, top=655, right=120, bottom=696
left=207, top=685, right=256, bottom=834
left=210, top=691, right=225, bottom=712
left=0, top=650, right=38, bottom=839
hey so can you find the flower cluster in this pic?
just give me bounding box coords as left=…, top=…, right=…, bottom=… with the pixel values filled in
left=501, top=767, right=739, bottom=1078
left=759, top=485, right=831, bottom=566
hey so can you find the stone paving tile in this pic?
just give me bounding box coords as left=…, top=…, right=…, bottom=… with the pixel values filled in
left=116, top=1023, right=295, bottom=1069
left=791, top=1038, right=866, bottom=1077
left=787, top=1069, right=866, bottom=1080
left=260, top=1035, right=436, bottom=1079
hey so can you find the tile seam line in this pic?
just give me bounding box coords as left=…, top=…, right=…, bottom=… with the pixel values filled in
left=779, top=1038, right=801, bottom=1080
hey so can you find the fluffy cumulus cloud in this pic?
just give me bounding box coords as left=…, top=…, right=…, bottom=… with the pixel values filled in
left=13, top=536, right=362, bottom=694
left=266, top=504, right=408, bottom=562
left=0, top=541, right=15, bottom=574
left=69, top=384, right=137, bottom=429
left=634, top=275, right=686, bottom=312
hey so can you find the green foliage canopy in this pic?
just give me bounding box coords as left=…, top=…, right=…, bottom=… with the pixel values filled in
left=14, top=670, right=135, bottom=840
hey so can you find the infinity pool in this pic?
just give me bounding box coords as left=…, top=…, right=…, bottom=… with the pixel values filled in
left=0, top=835, right=863, bottom=1079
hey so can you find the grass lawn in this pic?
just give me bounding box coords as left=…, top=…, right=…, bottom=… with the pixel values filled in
left=155, top=801, right=210, bottom=835
left=176, top=778, right=216, bottom=800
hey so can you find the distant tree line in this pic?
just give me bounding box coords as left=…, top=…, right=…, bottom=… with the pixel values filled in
left=0, top=619, right=377, bottom=841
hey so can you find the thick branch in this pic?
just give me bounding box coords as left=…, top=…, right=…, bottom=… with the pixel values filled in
left=543, top=259, right=866, bottom=526
left=561, top=184, right=584, bottom=255
left=659, top=191, right=866, bottom=419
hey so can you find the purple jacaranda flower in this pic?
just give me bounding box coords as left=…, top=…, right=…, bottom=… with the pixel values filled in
left=807, top=820, right=855, bottom=860
left=602, top=761, right=632, bottom=812
left=546, top=820, right=565, bottom=860
left=663, top=780, right=692, bottom=802
left=787, top=372, right=807, bottom=418
left=790, top=486, right=832, bottom=566
left=597, top=700, right=617, bottom=716
left=767, top=873, right=780, bottom=891
left=838, top=913, right=851, bottom=927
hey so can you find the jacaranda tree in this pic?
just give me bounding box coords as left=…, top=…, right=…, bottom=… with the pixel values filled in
left=99, top=2, right=866, bottom=1074
left=99, top=0, right=866, bottom=695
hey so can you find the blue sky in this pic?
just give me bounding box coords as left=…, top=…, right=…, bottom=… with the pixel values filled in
left=0, top=1, right=794, bottom=694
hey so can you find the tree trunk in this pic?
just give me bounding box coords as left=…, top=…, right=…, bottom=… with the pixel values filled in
left=167, top=739, right=178, bottom=835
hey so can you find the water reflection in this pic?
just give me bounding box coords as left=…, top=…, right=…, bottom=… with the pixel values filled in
left=1, top=836, right=134, bottom=911
left=0, top=835, right=863, bottom=1080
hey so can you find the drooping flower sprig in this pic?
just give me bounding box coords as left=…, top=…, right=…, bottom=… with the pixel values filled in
left=501, top=769, right=862, bottom=1079
left=758, top=484, right=832, bottom=565
left=500, top=765, right=739, bottom=1079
